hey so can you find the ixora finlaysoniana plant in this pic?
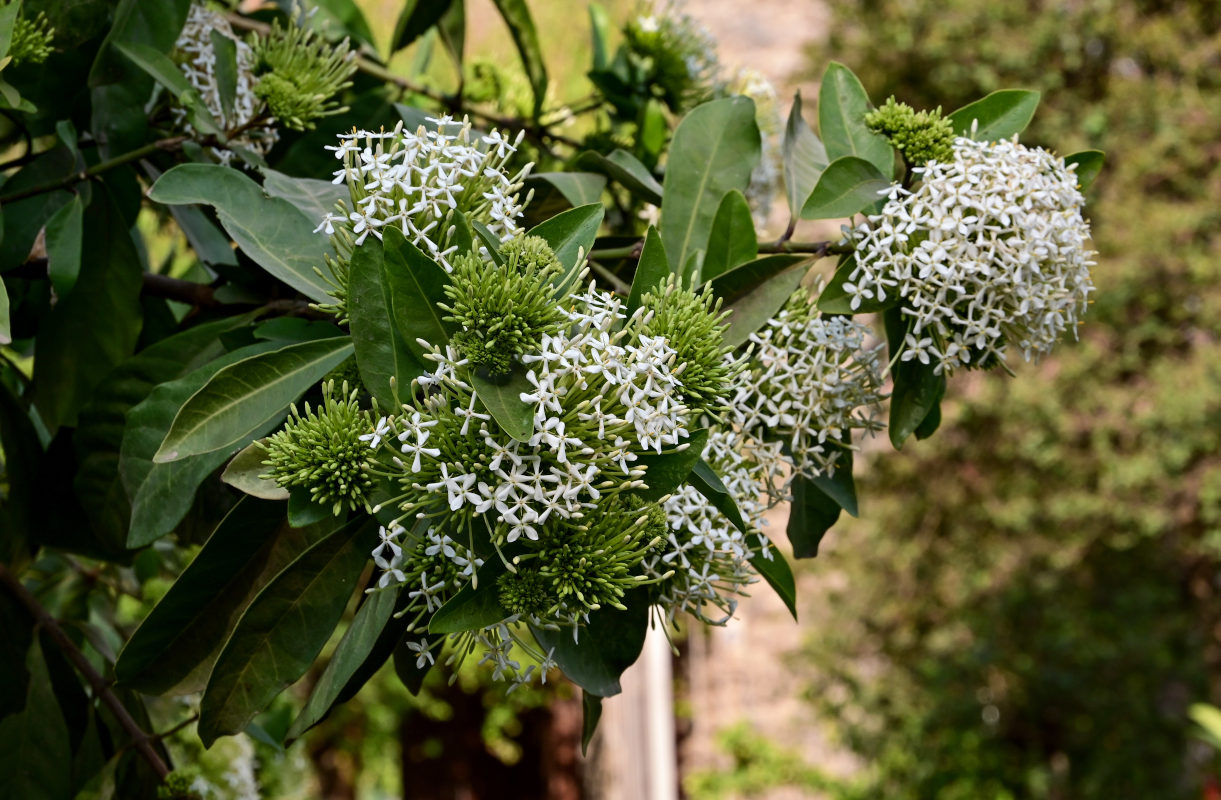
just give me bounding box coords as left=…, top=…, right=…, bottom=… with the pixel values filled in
left=0, top=0, right=1105, bottom=790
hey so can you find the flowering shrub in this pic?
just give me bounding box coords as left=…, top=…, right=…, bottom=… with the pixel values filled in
left=0, top=0, right=1099, bottom=793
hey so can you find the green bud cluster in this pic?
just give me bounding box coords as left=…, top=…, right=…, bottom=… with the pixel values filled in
left=638, top=279, right=738, bottom=413
left=497, top=567, right=553, bottom=618
left=625, top=492, right=670, bottom=558
left=623, top=7, right=723, bottom=113
left=8, top=9, right=53, bottom=65
left=865, top=97, right=955, bottom=167
left=251, top=16, right=356, bottom=131
left=441, top=236, right=568, bottom=376
left=526, top=510, right=652, bottom=613
left=157, top=770, right=203, bottom=800
left=262, top=381, right=372, bottom=515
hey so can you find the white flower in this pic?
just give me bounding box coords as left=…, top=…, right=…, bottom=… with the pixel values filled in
left=850, top=135, right=1096, bottom=373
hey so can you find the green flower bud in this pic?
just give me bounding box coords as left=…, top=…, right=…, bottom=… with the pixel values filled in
left=441, top=236, right=567, bottom=376
left=251, top=15, right=356, bottom=131
left=157, top=770, right=203, bottom=800
left=8, top=9, right=54, bottom=66
left=638, top=278, right=738, bottom=414
left=865, top=97, right=955, bottom=167
left=497, top=567, right=554, bottom=618
left=262, top=381, right=373, bottom=515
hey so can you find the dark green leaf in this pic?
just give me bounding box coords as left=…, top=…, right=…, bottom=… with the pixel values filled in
left=707, top=254, right=809, bottom=347
left=575, top=149, right=663, bottom=205
left=801, top=156, right=890, bottom=220
left=783, top=90, right=829, bottom=215
left=750, top=544, right=797, bottom=620
left=0, top=2, right=20, bottom=61
left=0, top=638, right=72, bottom=800
left=661, top=97, right=761, bottom=278
left=114, top=41, right=221, bottom=137
left=689, top=460, right=747, bottom=533
left=199, top=517, right=376, bottom=746
left=120, top=340, right=281, bottom=548
left=471, top=365, right=535, bottom=443
left=210, top=30, right=238, bottom=118
left=148, top=164, right=337, bottom=303
left=787, top=474, right=840, bottom=559
left=0, top=383, right=37, bottom=567
left=0, top=280, right=9, bottom=346
left=308, top=0, right=377, bottom=51
left=531, top=589, right=648, bottom=696
left=382, top=226, right=454, bottom=362
left=349, top=234, right=425, bottom=409
left=528, top=203, right=605, bottom=295
left=810, top=447, right=858, bottom=517
left=947, top=89, right=1040, bottom=141
left=286, top=586, right=400, bottom=742
left=0, top=146, right=75, bottom=273
left=818, top=62, right=893, bottom=178
left=1065, top=149, right=1105, bottom=191
left=428, top=558, right=509, bottom=634
left=528, top=172, right=606, bottom=208
left=884, top=307, right=946, bottom=449
left=153, top=337, right=354, bottom=463
left=470, top=219, right=505, bottom=265
left=702, top=190, right=757, bottom=283
left=913, top=399, right=942, bottom=440
left=392, top=632, right=442, bottom=695
left=390, top=0, right=454, bottom=53
left=490, top=0, right=547, bottom=118
left=221, top=440, right=288, bottom=501
left=287, top=485, right=334, bottom=528
left=437, top=0, right=465, bottom=64
left=33, top=188, right=142, bottom=431
left=816, top=253, right=898, bottom=315
left=581, top=691, right=602, bottom=755
left=44, top=194, right=84, bottom=297
left=114, top=498, right=331, bottom=695
left=588, top=3, right=611, bottom=71
left=634, top=428, right=709, bottom=502
left=626, top=225, right=668, bottom=316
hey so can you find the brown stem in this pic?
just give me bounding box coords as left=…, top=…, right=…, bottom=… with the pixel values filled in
left=0, top=563, right=172, bottom=781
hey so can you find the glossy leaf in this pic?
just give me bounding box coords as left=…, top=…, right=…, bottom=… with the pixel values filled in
left=581, top=692, right=603, bottom=755
left=532, top=590, right=648, bottom=697
left=750, top=544, right=798, bottom=620
left=470, top=219, right=506, bottom=265
left=148, top=164, right=337, bottom=303
left=115, top=498, right=331, bottom=695
left=381, top=227, right=454, bottom=366
left=528, top=203, right=604, bottom=295
left=634, top=428, right=709, bottom=502
left=120, top=340, right=281, bottom=548
left=349, top=234, right=425, bottom=409
left=33, top=189, right=143, bottom=431
left=429, top=559, right=510, bottom=634
left=576, top=149, right=664, bottom=205
left=708, top=254, right=809, bottom=347
left=702, top=190, right=757, bottom=283
left=783, top=90, right=829, bottom=215
left=626, top=225, right=669, bottom=316
left=286, top=586, right=400, bottom=742
left=262, top=169, right=347, bottom=223
left=0, top=147, right=75, bottom=273
left=661, top=97, right=761, bottom=278
left=884, top=307, right=947, bottom=449
left=471, top=365, right=535, bottom=443
left=199, top=518, right=376, bottom=746
left=819, top=62, right=893, bottom=178
left=1065, top=149, right=1105, bottom=190
left=810, top=447, right=858, bottom=517
left=154, top=337, right=354, bottom=463
left=801, top=156, right=890, bottom=220
left=392, top=632, right=442, bottom=695
left=114, top=41, right=221, bottom=137
left=529, top=172, right=606, bottom=208
left=948, top=89, right=1040, bottom=141
left=491, top=0, right=547, bottom=118
left=221, top=440, right=288, bottom=501
left=44, top=194, right=84, bottom=297
left=0, top=639, right=72, bottom=800
left=690, top=460, right=748, bottom=533
left=390, top=0, right=454, bottom=52
left=210, top=29, right=237, bottom=118
left=787, top=474, right=840, bottom=559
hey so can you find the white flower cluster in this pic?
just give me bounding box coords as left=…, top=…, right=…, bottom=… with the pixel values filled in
left=737, top=305, right=886, bottom=480
left=173, top=3, right=277, bottom=165
left=318, top=117, right=531, bottom=270
left=653, top=428, right=779, bottom=625
left=848, top=135, right=1096, bottom=373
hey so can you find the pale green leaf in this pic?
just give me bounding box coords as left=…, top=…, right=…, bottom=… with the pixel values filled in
left=221, top=440, right=288, bottom=501
left=948, top=89, right=1041, bottom=142
left=783, top=90, right=829, bottom=215
left=801, top=156, right=890, bottom=220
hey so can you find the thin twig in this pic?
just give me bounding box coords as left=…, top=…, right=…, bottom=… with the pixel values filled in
left=0, top=563, right=171, bottom=781
left=0, top=135, right=188, bottom=206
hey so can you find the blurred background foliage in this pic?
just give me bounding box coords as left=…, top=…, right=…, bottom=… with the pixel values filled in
left=790, top=0, right=1221, bottom=798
